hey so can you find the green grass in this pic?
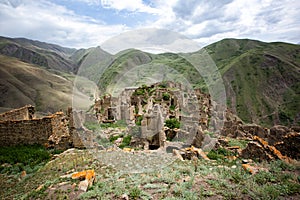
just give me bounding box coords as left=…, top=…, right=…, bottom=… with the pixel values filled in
left=0, top=144, right=51, bottom=175
left=84, top=120, right=127, bottom=130
left=228, top=138, right=249, bottom=149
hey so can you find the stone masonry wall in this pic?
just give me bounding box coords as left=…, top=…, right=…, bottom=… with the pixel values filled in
left=0, top=105, right=35, bottom=121
left=0, top=106, right=75, bottom=150
left=0, top=117, right=52, bottom=146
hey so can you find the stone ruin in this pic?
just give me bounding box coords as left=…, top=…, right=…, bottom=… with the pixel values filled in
left=92, top=81, right=299, bottom=163
left=0, top=105, right=93, bottom=150
left=1, top=82, right=298, bottom=164
left=93, top=82, right=214, bottom=150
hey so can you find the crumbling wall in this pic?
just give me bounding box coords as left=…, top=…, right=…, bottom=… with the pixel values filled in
left=0, top=105, right=35, bottom=121
left=47, top=112, right=73, bottom=149
left=0, top=105, right=78, bottom=150
left=0, top=117, right=52, bottom=146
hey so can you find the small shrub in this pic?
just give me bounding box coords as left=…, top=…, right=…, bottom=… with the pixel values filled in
left=129, top=186, right=142, bottom=199
left=207, top=148, right=236, bottom=160
left=136, top=115, right=143, bottom=126
left=169, top=105, right=176, bottom=111
left=109, top=135, right=122, bottom=142
left=165, top=118, right=180, bottom=129
left=119, top=135, right=132, bottom=149
left=162, top=93, right=170, bottom=101
left=133, top=88, right=145, bottom=96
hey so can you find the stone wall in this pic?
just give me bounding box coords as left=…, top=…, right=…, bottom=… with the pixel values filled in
left=0, top=105, right=35, bottom=121
left=0, top=117, right=52, bottom=146
left=47, top=112, right=72, bottom=149
left=0, top=106, right=82, bottom=150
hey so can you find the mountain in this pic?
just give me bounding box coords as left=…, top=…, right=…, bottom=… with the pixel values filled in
left=94, top=38, right=300, bottom=127
left=0, top=36, right=100, bottom=114
left=97, top=49, right=207, bottom=94
left=0, top=36, right=77, bottom=73
left=204, top=39, right=300, bottom=127
left=0, top=36, right=299, bottom=127
left=72, top=46, right=113, bottom=83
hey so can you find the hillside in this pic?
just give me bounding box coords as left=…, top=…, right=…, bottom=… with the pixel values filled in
left=0, top=55, right=95, bottom=114
left=97, top=49, right=207, bottom=94
left=0, top=36, right=77, bottom=73
left=72, top=46, right=113, bottom=83
left=204, top=39, right=300, bottom=126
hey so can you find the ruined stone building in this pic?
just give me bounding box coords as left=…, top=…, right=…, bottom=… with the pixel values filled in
left=0, top=105, right=88, bottom=150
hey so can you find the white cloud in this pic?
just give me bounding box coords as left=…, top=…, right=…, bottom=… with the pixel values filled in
left=0, top=0, right=128, bottom=48
left=0, top=0, right=299, bottom=49
left=150, top=0, right=300, bottom=46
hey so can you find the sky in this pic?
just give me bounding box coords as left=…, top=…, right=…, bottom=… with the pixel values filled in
left=0, top=0, right=299, bottom=49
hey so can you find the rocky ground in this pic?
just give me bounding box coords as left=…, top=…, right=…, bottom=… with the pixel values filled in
left=0, top=136, right=299, bottom=199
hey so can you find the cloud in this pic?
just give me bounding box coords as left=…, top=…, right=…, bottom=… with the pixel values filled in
left=100, top=28, right=200, bottom=54
left=0, top=0, right=299, bottom=49
left=72, top=0, right=159, bottom=14
left=0, top=0, right=128, bottom=48
left=152, top=0, right=300, bottom=46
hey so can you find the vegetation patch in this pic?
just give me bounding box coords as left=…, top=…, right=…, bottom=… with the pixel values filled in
left=0, top=144, right=51, bottom=175
left=165, top=118, right=180, bottom=129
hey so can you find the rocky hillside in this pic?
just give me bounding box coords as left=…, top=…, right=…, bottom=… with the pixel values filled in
left=0, top=37, right=102, bottom=113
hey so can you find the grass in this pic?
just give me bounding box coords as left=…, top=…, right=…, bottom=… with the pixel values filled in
left=0, top=145, right=299, bottom=199
left=0, top=144, right=51, bottom=175
left=228, top=138, right=249, bottom=149
left=84, top=120, right=127, bottom=130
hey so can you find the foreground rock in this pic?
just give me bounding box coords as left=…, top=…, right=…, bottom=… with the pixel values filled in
left=173, top=146, right=209, bottom=161
left=71, top=169, right=96, bottom=192
left=274, top=132, right=300, bottom=160
left=241, top=136, right=291, bottom=163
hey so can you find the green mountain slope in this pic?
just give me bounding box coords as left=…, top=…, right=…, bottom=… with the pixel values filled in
left=97, top=49, right=206, bottom=93
left=95, top=39, right=300, bottom=126
left=72, top=46, right=113, bottom=82
left=205, top=39, right=300, bottom=126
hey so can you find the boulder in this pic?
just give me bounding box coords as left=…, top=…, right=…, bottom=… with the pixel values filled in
left=268, top=125, right=289, bottom=145
left=191, top=126, right=204, bottom=148
left=241, top=141, right=274, bottom=162
left=241, top=136, right=291, bottom=163
left=78, top=180, right=89, bottom=192
left=274, top=132, right=300, bottom=160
